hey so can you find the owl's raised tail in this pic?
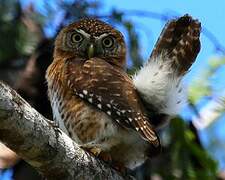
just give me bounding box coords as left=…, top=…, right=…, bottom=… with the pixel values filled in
left=133, top=15, right=201, bottom=128
left=150, top=14, right=201, bottom=75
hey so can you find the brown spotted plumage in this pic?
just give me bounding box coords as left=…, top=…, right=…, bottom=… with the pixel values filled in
left=150, top=14, right=201, bottom=75
left=46, top=18, right=160, bottom=169
left=66, top=58, right=158, bottom=145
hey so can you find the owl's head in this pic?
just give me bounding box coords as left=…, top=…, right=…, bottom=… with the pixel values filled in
left=54, top=18, right=126, bottom=68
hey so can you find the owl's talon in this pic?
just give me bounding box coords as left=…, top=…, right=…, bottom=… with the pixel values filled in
left=89, top=147, right=102, bottom=156
left=81, top=146, right=112, bottom=163
left=81, top=146, right=102, bottom=157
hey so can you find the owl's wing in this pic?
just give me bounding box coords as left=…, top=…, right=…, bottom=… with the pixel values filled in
left=64, top=58, right=160, bottom=148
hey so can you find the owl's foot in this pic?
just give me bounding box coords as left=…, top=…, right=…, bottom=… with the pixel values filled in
left=81, top=146, right=112, bottom=163
left=86, top=147, right=102, bottom=156
left=81, top=146, right=129, bottom=175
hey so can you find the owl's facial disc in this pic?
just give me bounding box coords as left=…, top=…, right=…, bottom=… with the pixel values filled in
left=56, top=18, right=126, bottom=68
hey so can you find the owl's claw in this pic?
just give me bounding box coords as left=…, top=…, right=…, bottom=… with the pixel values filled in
left=81, top=146, right=101, bottom=156
left=87, top=147, right=102, bottom=156
left=81, top=146, right=128, bottom=174
left=81, top=146, right=112, bottom=163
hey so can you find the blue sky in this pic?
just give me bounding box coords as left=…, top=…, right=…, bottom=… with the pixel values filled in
left=19, top=0, right=225, bottom=170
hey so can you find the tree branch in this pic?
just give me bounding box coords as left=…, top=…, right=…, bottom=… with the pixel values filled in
left=0, top=81, right=125, bottom=180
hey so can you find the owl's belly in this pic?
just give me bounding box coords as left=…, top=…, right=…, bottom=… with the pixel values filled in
left=51, top=90, right=118, bottom=147
left=51, top=91, right=149, bottom=169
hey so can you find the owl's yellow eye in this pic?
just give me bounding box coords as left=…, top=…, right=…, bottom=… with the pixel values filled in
left=102, top=36, right=114, bottom=48
left=71, top=33, right=83, bottom=43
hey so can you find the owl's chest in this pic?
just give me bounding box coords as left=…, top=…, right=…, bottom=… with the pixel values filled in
left=49, top=86, right=115, bottom=144
left=50, top=89, right=69, bottom=135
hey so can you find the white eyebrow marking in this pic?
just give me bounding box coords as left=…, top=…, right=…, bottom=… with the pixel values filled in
left=76, top=29, right=91, bottom=38
left=95, top=33, right=108, bottom=39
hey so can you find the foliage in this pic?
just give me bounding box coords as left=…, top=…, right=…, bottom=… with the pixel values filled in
left=168, top=119, right=217, bottom=179
left=0, top=0, right=23, bottom=61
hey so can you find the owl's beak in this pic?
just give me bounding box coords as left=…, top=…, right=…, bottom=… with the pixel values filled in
left=87, top=44, right=94, bottom=59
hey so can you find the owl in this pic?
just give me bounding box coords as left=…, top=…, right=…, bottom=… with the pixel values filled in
left=46, top=15, right=201, bottom=170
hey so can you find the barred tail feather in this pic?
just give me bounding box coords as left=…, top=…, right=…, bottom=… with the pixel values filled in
left=150, top=14, right=201, bottom=75
left=133, top=15, right=201, bottom=127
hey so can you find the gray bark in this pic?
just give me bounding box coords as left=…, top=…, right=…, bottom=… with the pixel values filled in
left=0, top=81, right=126, bottom=180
